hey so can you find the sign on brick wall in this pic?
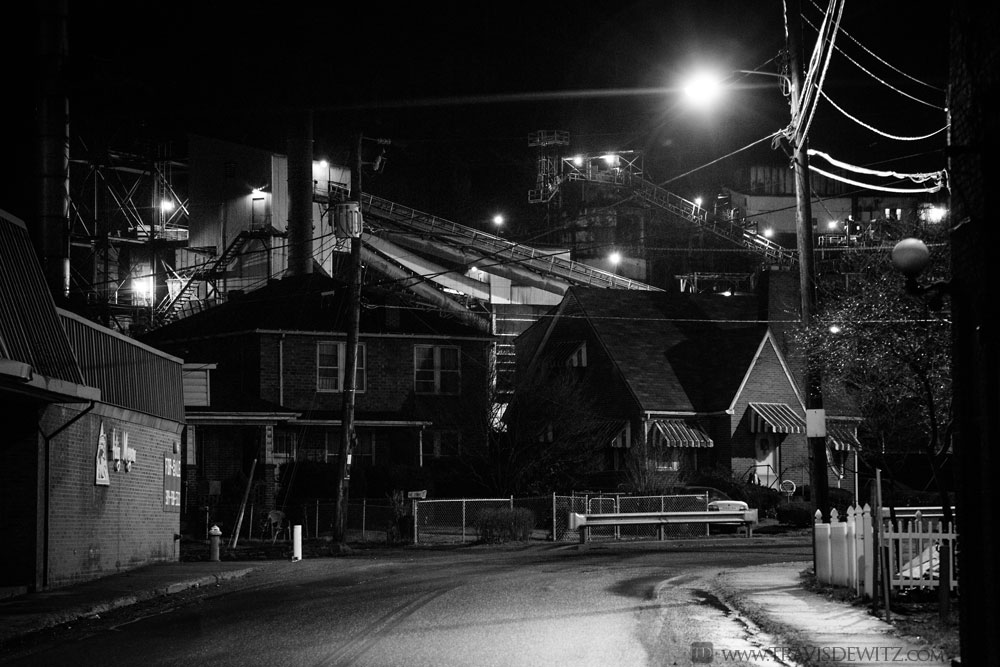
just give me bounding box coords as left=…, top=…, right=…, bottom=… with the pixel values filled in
left=96, top=423, right=110, bottom=486
left=163, top=454, right=181, bottom=512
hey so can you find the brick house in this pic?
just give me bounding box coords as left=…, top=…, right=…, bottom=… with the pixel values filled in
left=139, top=272, right=495, bottom=535
left=1, top=209, right=185, bottom=592
left=514, top=286, right=859, bottom=495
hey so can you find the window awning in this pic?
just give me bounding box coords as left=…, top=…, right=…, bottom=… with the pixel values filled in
left=647, top=419, right=714, bottom=448
left=827, top=422, right=861, bottom=451
left=747, top=403, right=806, bottom=434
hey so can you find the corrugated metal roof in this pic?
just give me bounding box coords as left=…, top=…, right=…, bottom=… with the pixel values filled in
left=0, top=209, right=86, bottom=386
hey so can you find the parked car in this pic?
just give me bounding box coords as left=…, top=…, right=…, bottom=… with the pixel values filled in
left=672, top=485, right=751, bottom=511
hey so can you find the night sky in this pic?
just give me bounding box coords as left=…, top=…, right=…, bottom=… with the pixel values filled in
left=3, top=1, right=949, bottom=230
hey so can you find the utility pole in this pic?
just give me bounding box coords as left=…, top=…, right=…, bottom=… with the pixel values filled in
left=785, top=0, right=829, bottom=520
left=333, top=134, right=365, bottom=547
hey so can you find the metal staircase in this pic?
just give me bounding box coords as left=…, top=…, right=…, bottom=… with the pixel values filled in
left=156, top=229, right=277, bottom=323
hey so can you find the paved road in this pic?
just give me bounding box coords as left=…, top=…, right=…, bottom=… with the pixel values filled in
left=0, top=539, right=811, bottom=667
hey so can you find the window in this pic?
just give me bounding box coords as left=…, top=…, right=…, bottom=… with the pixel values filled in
left=414, top=345, right=461, bottom=394
left=426, top=430, right=461, bottom=459
left=317, top=342, right=365, bottom=392
left=565, top=341, right=587, bottom=368
left=610, top=424, right=630, bottom=449
left=273, top=431, right=297, bottom=464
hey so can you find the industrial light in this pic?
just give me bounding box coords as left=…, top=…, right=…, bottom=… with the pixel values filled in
left=763, top=228, right=774, bottom=238
left=609, top=251, right=622, bottom=265
left=160, top=198, right=175, bottom=213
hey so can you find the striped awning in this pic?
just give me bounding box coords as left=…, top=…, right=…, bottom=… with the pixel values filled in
left=747, top=403, right=806, bottom=434
left=647, top=419, right=714, bottom=448
left=827, top=422, right=861, bottom=451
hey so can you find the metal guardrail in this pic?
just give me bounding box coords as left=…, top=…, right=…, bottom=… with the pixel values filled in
left=568, top=509, right=759, bottom=542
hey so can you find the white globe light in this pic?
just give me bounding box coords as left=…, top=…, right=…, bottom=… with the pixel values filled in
left=891, top=238, right=930, bottom=277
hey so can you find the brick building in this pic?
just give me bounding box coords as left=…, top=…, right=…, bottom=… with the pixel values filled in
left=1, top=209, right=185, bottom=592
left=514, top=286, right=859, bottom=495
left=140, top=272, right=495, bottom=536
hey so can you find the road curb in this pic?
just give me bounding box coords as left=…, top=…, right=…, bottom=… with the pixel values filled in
left=0, top=567, right=261, bottom=647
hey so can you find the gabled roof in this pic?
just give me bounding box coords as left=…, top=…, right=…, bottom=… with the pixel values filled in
left=539, top=287, right=770, bottom=413
left=141, top=273, right=494, bottom=345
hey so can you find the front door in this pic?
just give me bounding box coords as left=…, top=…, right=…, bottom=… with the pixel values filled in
left=754, top=435, right=779, bottom=488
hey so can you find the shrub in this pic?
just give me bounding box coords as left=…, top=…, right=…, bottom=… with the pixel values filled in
left=776, top=501, right=818, bottom=528
left=473, top=507, right=535, bottom=544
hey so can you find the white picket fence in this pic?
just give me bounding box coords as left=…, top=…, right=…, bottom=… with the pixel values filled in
left=813, top=505, right=958, bottom=597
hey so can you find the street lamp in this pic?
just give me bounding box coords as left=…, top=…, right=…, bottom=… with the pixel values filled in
left=492, top=214, right=505, bottom=236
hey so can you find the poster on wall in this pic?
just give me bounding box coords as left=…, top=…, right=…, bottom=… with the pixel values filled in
left=95, top=423, right=110, bottom=486
left=163, top=454, right=181, bottom=512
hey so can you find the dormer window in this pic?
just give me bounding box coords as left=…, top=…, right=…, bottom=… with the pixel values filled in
left=565, top=341, right=587, bottom=368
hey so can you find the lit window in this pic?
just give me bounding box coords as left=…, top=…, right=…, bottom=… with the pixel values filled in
left=317, top=342, right=366, bottom=392
left=414, top=345, right=461, bottom=395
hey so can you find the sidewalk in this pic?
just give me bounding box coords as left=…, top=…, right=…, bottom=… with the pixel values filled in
left=712, top=561, right=953, bottom=666
left=0, top=560, right=271, bottom=648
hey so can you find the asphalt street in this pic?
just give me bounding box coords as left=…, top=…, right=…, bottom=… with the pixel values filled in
left=0, top=539, right=812, bottom=667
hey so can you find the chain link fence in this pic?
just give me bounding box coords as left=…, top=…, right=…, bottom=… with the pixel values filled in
left=225, top=492, right=717, bottom=545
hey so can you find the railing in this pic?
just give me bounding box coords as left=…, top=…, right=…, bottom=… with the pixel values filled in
left=568, top=509, right=759, bottom=543
left=317, top=187, right=661, bottom=292
left=620, top=176, right=798, bottom=267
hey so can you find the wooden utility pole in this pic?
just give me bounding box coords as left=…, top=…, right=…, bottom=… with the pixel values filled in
left=333, top=134, right=365, bottom=546
left=785, top=0, right=829, bottom=520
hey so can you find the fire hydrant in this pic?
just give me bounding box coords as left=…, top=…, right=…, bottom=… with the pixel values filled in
left=209, top=525, right=222, bottom=562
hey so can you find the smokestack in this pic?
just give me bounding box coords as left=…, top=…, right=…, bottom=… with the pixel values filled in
left=286, top=109, right=314, bottom=277
left=35, top=0, right=71, bottom=299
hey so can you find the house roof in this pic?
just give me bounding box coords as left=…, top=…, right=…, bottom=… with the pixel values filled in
left=141, top=273, right=494, bottom=345
left=555, top=287, right=770, bottom=413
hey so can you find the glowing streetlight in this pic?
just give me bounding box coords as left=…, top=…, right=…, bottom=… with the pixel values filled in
left=609, top=251, right=622, bottom=265
left=681, top=70, right=725, bottom=109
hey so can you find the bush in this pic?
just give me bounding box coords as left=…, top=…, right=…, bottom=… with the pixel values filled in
left=473, top=507, right=535, bottom=544
left=776, top=501, right=818, bottom=528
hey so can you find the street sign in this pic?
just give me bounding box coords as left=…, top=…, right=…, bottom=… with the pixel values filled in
left=407, top=490, right=427, bottom=499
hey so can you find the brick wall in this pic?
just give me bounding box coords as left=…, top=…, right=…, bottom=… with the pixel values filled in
left=729, top=336, right=811, bottom=488
left=42, top=403, right=183, bottom=588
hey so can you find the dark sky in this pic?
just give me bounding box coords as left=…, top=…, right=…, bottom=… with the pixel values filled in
left=4, top=1, right=949, bottom=229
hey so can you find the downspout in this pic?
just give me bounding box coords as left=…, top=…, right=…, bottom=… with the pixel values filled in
left=278, top=334, right=285, bottom=406
left=38, top=400, right=96, bottom=589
